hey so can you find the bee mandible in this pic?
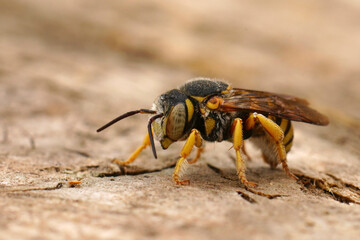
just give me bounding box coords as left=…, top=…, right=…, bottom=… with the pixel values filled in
left=97, top=78, right=329, bottom=186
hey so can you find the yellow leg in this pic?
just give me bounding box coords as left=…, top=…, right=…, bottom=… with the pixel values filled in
left=248, top=113, right=298, bottom=180
left=232, top=118, right=257, bottom=187
left=173, top=129, right=202, bottom=185
left=187, top=147, right=204, bottom=164
left=241, top=143, right=252, bottom=161
left=113, top=133, right=150, bottom=166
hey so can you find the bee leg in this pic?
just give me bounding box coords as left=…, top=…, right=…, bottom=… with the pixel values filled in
left=248, top=113, right=298, bottom=180
left=241, top=143, right=252, bottom=161
left=187, top=147, right=204, bottom=164
left=173, top=129, right=202, bottom=185
left=232, top=118, right=257, bottom=187
left=113, top=133, right=150, bottom=166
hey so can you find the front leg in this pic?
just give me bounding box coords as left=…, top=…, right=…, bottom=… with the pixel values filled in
left=173, top=129, right=203, bottom=185
left=113, top=132, right=150, bottom=166
left=232, top=118, right=257, bottom=187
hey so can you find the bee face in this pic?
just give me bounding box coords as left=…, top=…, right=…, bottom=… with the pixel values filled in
left=152, top=89, right=191, bottom=149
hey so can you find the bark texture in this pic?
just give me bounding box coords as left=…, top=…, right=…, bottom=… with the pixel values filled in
left=1, top=1, right=360, bottom=239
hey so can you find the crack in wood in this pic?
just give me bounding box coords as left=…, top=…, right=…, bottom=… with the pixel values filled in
left=0, top=183, right=64, bottom=193
left=207, top=163, right=287, bottom=200
left=244, top=186, right=287, bottom=199
left=325, top=173, right=360, bottom=194
left=206, top=163, right=237, bottom=181
left=39, top=166, right=72, bottom=173
left=236, top=190, right=257, bottom=203
left=294, top=172, right=360, bottom=205
left=94, top=161, right=177, bottom=178
left=206, top=163, right=360, bottom=204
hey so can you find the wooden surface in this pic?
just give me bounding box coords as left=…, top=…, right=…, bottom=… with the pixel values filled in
left=1, top=1, right=360, bottom=239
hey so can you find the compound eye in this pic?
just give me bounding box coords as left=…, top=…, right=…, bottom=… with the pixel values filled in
left=166, top=104, right=186, bottom=140
left=206, top=96, right=223, bottom=110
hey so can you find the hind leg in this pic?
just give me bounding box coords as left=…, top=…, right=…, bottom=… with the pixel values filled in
left=246, top=113, right=298, bottom=180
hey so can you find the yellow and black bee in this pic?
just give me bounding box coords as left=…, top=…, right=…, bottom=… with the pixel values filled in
left=97, top=78, right=329, bottom=186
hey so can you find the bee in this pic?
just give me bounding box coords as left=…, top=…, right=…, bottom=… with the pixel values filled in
left=97, top=78, right=329, bottom=186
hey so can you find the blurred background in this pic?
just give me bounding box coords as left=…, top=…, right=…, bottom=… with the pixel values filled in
left=1, top=0, right=359, bottom=164
left=2, top=0, right=360, bottom=113
left=1, top=0, right=360, bottom=239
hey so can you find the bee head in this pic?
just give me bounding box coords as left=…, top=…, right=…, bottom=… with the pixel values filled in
left=152, top=89, right=195, bottom=150
left=96, top=89, right=196, bottom=159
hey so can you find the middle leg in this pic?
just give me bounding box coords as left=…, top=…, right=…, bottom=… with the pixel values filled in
left=232, top=118, right=257, bottom=187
